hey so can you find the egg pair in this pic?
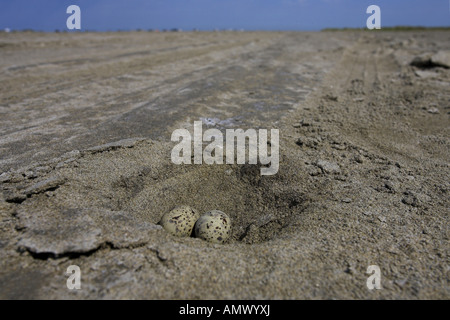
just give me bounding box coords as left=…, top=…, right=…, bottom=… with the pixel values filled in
left=159, top=206, right=231, bottom=244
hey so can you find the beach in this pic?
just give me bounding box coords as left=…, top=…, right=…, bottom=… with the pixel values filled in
left=0, top=30, right=449, bottom=299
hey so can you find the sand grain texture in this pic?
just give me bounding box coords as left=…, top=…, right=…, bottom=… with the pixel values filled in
left=0, top=31, right=449, bottom=299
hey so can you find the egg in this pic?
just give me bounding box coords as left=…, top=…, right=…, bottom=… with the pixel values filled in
left=159, top=205, right=200, bottom=237
left=194, top=210, right=231, bottom=244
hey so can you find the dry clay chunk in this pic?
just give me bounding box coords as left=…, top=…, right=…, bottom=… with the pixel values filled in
left=195, top=210, right=231, bottom=244
left=159, top=206, right=200, bottom=237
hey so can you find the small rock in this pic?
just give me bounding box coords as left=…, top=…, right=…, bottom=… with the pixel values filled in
left=342, top=198, right=352, bottom=203
left=307, top=165, right=322, bottom=176
left=344, top=266, right=355, bottom=274
left=24, top=171, right=37, bottom=179
left=334, top=175, right=347, bottom=182
left=427, top=107, right=439, bottom=114
left=296, top=137, right=320, bottom=148
left=61, top=150, right=81, bottom=160
left=402, top=192, right=419, bottom=207
left=24, top=176, right=66, bottom=195
left=414, top=70, right=437, bottom=78
left=354, top=154, right=364, bottom=164
left=300, top=119, right=313, bottom=127
left=293, top=119, right=312, bottom=128
left=394, top=278, right=408, bottom=287
left=332, top=144, right=346, bottom=150
left=56, top=158, right=78, bottom=169
left=255, top=214, right=275, bottom=227
left=411, top=51, right=450, bottom=69
left=35, top=166, right=52, bottom=175
left=315, top=160, right=341, bottom=174
left=324, top=94, right=338, bottom=101
left=431, top=51, right=450, bottom=68
left=384, top=181, right=396, bottom=192
left=0, top=172, right=11, bottom=183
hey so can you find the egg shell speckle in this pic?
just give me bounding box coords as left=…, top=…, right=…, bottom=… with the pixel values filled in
left=194, top=210, right=231, bottom=244
left=159, top=205, right=200, bottom=237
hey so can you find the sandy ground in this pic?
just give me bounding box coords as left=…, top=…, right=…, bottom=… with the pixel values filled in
left=0, top=31, right=449, bottom=299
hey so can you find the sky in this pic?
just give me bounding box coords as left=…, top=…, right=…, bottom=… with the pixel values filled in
left=0, top=0, right=449, bottom=31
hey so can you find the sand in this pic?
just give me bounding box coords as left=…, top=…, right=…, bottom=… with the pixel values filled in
left=0, top=30, right=449, bottom=299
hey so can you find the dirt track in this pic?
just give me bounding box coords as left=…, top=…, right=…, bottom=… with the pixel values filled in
left=0, top=31, right=334, bottom=171
left=0, top=31, right=449, bottom=299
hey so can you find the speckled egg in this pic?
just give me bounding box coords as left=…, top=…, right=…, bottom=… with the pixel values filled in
left=159, top=205, right=200, bottom=237
left=194, top=210, right=231, bottom=244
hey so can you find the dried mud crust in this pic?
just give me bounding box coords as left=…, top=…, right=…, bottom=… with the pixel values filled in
left=0, top=31, right=449, bottom=299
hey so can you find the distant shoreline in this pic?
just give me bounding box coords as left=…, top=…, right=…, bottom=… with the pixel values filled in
left=2, top=26, right=449, bottom=33
left=321, top=26, right=450, bottom=31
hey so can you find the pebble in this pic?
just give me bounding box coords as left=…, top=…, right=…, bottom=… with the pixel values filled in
left=402, top=193, right=418, bottom=207
left=394, top=278, right=408, bottom=287
left=354, top=154, right=364, bottom=163
left=331, top=144, right=346, bottom=150
left=307, top=165, right=322, bottom=176
left=431, top=51, right=450, bottom=68
left=415, top=70, right=436, bottom=78
left=384, top=181, right=396, bottom=192
left=315, top=160, right=341, bottom=174
left=0, top=172, right=11, bottom=183
left=24, top=176, right=66, bottom=195
left=296, top=137, right=320, bottom=148
left=427, top=107, right=439, bottom=114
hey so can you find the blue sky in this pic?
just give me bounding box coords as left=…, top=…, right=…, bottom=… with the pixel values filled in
left=1, top=0, right=449, bottom=31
